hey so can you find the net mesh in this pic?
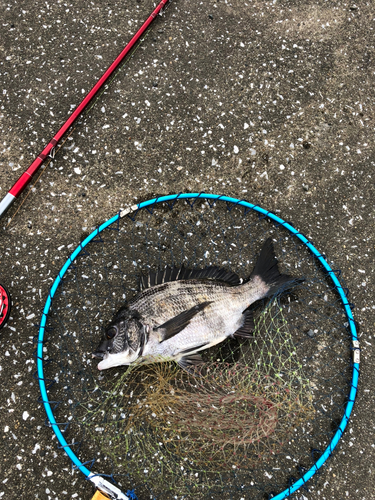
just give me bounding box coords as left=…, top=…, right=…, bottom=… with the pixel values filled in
left=41, top=198, right=353, bottom=499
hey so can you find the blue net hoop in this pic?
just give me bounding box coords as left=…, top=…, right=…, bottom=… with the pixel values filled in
left=37, top=193, right=359, bottom=499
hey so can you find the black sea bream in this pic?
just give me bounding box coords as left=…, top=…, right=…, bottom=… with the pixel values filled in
left=93, top=238, right=301, bottom=372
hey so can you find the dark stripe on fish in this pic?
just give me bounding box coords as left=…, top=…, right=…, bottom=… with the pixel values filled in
left=156, top=301, right=213, bottom=342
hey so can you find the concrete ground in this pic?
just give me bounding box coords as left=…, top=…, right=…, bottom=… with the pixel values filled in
left=0, top=0, right=374, bottom=498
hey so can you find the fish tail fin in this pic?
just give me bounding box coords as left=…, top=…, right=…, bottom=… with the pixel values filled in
left=250, top=238, right=303, bottom=297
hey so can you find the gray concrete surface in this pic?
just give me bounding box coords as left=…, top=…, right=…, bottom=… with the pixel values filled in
left=0, top=0, right=374, bottom=498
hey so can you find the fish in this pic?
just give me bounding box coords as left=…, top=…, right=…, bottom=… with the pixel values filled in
left=92, top=238, right=302, bottom=372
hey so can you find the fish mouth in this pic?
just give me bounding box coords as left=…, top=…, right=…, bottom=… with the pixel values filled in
left=97, top=354, right=116, bottom=371
left=96, top=351, right=137, bottom=371
left=92, top=350, right=106, bottom=360
left=97, top=359, right=107, bottom=371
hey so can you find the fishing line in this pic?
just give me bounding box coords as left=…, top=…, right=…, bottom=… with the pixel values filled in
left=36, top=194, right=359, bottom=500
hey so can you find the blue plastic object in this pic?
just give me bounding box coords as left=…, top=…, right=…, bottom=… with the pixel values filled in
left=37, top=193, right=359, bottom=499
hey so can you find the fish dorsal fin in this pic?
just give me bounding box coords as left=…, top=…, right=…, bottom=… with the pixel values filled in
left=139, top=265, right=240, bottom=290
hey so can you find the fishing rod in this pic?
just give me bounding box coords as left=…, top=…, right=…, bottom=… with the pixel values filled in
left=0, top=0, right=171, bottom=220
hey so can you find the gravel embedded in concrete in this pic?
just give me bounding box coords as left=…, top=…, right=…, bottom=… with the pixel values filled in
left=0, top=1, right=374, bottom=499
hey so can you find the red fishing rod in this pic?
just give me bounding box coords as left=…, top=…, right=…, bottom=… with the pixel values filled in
left=0, top=0, right=170, bottom=219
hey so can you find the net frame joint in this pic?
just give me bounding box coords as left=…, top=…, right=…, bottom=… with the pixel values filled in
left=89, top=475, right=129, bottom=500
left=352, top=340, right=360, bottom=364
left=120, top=205, right=139, bottom=218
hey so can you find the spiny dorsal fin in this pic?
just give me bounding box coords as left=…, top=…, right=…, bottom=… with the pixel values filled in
left=139, top=265, right=241, bottom=290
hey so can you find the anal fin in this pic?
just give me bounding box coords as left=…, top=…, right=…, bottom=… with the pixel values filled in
left=233, top=309, right=255, bottom=339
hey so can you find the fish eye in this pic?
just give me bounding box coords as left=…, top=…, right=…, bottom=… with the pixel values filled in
left=106, top=327, right=117, bottom=340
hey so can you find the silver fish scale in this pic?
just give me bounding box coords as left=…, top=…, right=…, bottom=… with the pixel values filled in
left=129, top=278, right=269, bottom=360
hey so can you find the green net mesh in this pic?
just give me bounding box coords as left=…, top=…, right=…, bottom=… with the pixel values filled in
left=82, top=301, right=314, bottom=481
left=41, top=199, right=353, bottom=499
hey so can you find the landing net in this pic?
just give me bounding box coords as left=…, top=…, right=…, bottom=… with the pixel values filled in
left=37, top=194, right=358, bottom=499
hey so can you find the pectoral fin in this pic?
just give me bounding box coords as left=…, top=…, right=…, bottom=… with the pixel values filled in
left=156, top=301, right=212, bottom=342
left=177, top=353, right=204, bottom=373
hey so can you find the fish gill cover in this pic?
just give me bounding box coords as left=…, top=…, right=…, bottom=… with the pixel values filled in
left=40, top=198, right=353, bottom=499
